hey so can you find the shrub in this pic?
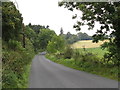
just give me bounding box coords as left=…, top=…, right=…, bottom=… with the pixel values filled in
left=73, top=50, right=100, bottom=66
left=55, top=51, right=64, bottom=59
left=63, top=45, right=74, bottom=59
left=73, top=50, right=81, bottom=64
left=101, top=41, right=120, bottom=66
left=47, top=35, right=65, bottom=54
left=8, top=39, right=22, bottom=51
left=2, top=39, right=35, bottom=88
left=2, top=70, right=19, bottom=88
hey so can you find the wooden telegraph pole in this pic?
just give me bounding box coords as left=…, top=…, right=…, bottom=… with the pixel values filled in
left=22, top=23, right=25, bottom=48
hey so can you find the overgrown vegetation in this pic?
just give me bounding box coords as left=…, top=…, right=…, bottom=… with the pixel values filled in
left=2, top=39, right=35, bottom=88
left=46, top=47, right=119, bottom=81
left=2, top=2, right=35, bottom=88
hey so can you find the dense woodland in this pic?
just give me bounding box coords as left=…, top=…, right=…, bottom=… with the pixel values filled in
left=2, top=1, right=120, bottom=88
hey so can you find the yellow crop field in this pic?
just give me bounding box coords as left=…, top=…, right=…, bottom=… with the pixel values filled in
left=71, top=40, right=109, bottom=49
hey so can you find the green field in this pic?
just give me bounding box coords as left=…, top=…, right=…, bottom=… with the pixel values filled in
left=71, top=40, right=109, bottom=58
left=78, top=47, right=108, bottom=58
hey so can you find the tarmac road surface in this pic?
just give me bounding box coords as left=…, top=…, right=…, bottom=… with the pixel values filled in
left=29, top=55, right=118, bottom=88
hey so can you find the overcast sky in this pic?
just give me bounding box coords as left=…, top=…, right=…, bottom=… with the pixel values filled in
left=10, top=0, right=99, bottom=36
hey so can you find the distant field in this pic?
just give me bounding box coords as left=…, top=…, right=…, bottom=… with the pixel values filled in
left=71, top=40, right=109, bottom=58
left=78, top=47, right=108, bottom=58
left=71, top=40, right=109, bottom=49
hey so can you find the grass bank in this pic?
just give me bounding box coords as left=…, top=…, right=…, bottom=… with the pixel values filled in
left=46, top=48, right=119, bottom=81
left=17, top=64, right=32, bottom=88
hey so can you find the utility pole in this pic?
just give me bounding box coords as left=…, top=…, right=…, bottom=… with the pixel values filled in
left=22, top=23, right=25, bottom=48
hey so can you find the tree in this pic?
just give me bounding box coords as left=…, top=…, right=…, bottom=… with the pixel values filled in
left=2, top=2, right=35, bottom=88
left=65, top=32, right=72, bottom=39
left=46, top=25, right=49, bottom=29
left=25, top=25, right=56, bottom=52
left=63, top=32, right=92, bottom=44
left=2, top=2, right=23, bottom=41
left=47, top=35, right=65, bottom=53
left=59, top=2, right=120, bottom=46
left=28, top=24, right=43, bottom=34
left=77, top=32, right=92, bottom=40
left=59, top=2, right=120, bottom=65
left=38, top=29, right=56, bottom=51
left=64, top=45, right=74, bottom=59
left=67, top=34, right=78, bottom=44
left=25, top=26, right=36, bottom=43
left=59, top=27, right=64, bottom=36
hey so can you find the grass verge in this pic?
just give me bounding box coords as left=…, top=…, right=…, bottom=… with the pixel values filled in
left=17, top=63, right=32, bottom=88
left=46, top=54, right=119, bottom=81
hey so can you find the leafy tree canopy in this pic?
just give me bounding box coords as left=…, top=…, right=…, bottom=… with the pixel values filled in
left=58, top=1, right=120, bottom=65
left=2, top=2, right=23, bottom=41
left=59, top=2, right=120, bottom=47
left=47, top=35, right=65, bottom=53
left=38, top=29, right=56, bottom=50
left=62, top=31, right=92, bottom=44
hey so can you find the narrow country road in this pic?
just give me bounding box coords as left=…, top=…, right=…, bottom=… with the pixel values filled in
left=29, top=55, right=118, bottom=88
